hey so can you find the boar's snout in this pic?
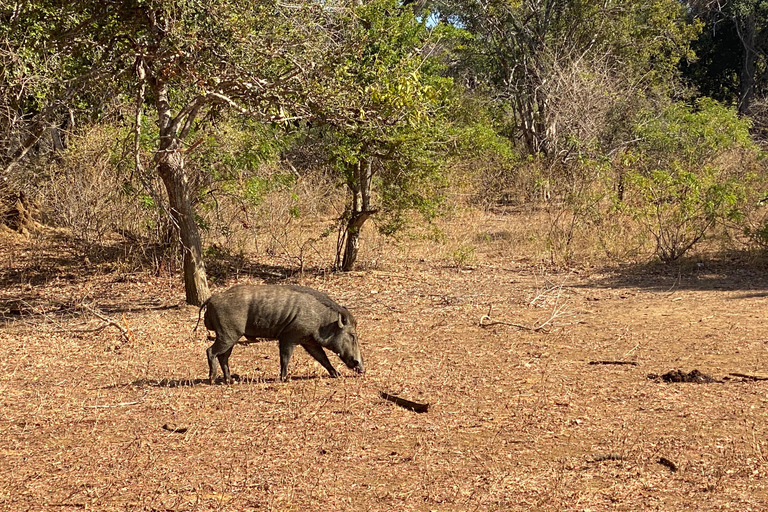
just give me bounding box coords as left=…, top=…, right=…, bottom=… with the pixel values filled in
left=342, top=354, right=364, bottom=374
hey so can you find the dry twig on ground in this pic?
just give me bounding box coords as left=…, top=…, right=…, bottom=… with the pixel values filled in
left=81, top=304, right=135, bottom=343
left=479, top=304, right=556, bottom=333
left=729, top=372, right=768, bottom=381
left=84, top=390, right=148, bottom=409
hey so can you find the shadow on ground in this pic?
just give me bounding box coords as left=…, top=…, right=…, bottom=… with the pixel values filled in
left=0, top=232, right=313, bottom=290
left=582, top=253, right=768, bottom=294
left=0, top=233, right=337, bottom=327
left=103, top=374, right=325, bottom=389
left=0, top=298, right=184, bottom=328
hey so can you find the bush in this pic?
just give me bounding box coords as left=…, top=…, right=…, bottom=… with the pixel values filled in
left=624, top=98, right=760, bottom=261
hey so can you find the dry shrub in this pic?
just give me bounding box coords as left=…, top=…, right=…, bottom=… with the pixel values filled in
left=199, top=164, right=349, bottom=272
left=38, top=125, right=169, bottom=262
left=704, top=146, right=768, bottom=251
left=252, top=170, right=344, bottom=271
left=546, top=53, right=626, bottom=158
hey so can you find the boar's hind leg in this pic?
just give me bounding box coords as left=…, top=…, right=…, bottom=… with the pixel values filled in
left=207, top=337, right=236, bottom=384
left=302, top=344, right=341, bottom=379
left=217, top=346, right=235, bottom=384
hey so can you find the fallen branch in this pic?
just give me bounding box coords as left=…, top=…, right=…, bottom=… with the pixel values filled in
left=589, top=453, right=625, bottom=462
left=85, top=390, right=148, bottom=409
left=529, top=271, right=572, bottom=307
left=69, top=324, right=110, bottom=335
left=479, top=315, right=538, bottom=331
left=379, top=392, right=429, bottom=413
left=657, top=457, right=678, bottom=472
left=162, top=423, right=189, bottom=434
left=479, top=305, right=550, bottom=333
left=82, top=304, right=134, bottom=343
left=589, top=361, right=638, bottom=366
left=729, top=372, right=768, bottom=381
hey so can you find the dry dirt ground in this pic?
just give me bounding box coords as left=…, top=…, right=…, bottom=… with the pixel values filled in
left=2, top=213, right=768, bottom=511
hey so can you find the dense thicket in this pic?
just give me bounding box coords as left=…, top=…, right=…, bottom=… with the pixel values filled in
left=2, top=0, right=767, bottom=301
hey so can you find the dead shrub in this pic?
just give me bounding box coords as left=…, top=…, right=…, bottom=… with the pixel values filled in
left=39, top=125, right=168, bottom=259
left=199, top=162, right=348, bottom=273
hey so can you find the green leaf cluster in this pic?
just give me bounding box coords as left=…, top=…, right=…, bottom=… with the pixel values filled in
left=314, top=0, right=458, bottom=233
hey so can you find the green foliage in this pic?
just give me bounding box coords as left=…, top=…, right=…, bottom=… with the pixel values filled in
left=187, top=118, right=298, bottom=209
left=634, top=98, right=754, bottom=164
left=626, top=99, right=757, bottom=261
left=241, top=174, right=296, bottom=206
left=315, top=0, right=457, bottom=235
left=138, top=194, right=156, bottom=210
left=629, top=167, right=744, bottom=261
left=450, top=243, right=476, bottom=269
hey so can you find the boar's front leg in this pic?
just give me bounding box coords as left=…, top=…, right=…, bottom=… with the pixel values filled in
left=278, top=339, right=296, bottom=382
left=302, top=343, right=341, bottom=378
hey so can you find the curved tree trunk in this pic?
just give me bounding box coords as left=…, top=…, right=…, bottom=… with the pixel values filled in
left=153, top=80, right=210, bottom=306
left=156, top=150, right=210, bottom=305
left=736, top=12, right=757, bottom=116
left=341, top=210, right=375, bottom=271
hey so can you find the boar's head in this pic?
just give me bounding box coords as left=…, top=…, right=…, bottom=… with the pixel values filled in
left=323, top=311, right=364, bottom=375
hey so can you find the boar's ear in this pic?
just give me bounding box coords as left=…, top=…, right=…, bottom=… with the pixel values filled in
left=337, top=313, right=345, bottom=328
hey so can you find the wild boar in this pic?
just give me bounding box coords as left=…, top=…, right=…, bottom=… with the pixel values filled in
left=198, top=284, right=364, bottom=383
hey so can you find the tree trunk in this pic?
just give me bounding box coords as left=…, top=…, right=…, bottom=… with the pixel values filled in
left=341, top=159, right=376, bottom=271
left=736, top=12, right=757, bottom=116
left=153, top=81, right=210, bottom=306
left=156, top=151, right=210, bottom=305
left=1, top=191, right=37, bottom=234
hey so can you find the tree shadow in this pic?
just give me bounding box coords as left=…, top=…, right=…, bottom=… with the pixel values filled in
left=0, top=296, right=184, bottom=328
left=580, top=252, right=768, bottom=295
left=0, top=232, right=337, bottom=327
left=0, top=230, right=335, bottom=292
left=204, top=246, right=334, bottom=285
left=0, top=231, right=171, bottom=289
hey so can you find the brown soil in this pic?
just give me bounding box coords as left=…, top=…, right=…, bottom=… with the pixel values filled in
left=2, top=213, right=768, bottom=511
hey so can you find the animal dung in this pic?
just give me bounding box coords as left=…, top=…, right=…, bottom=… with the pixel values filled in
left=379, top=392, right=429, bottom=413
left=648, top=369, right=721, bottom=383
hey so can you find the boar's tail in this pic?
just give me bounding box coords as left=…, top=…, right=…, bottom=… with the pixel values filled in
left=193, top=297, right=211, bottom=333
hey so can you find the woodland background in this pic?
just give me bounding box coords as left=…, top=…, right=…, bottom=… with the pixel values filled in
left=4, top=0, right=768, bottom=295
